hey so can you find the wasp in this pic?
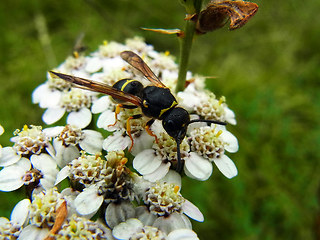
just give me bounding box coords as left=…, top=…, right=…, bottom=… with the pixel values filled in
left=50, top=51, right=226, bottom=173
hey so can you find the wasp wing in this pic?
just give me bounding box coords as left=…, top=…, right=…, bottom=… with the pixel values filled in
left=49, top=71, right=142, bottom=106
left=120, top=51, right=167, bottom=88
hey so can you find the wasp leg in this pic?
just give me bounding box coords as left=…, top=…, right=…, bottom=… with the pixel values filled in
left=126, top=114, right=143, bottom=152
left=145, top=119, right=159, bottom=144
left=108, top=104, right=138, bottom=127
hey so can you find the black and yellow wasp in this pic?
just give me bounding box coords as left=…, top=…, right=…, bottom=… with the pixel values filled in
left=50, top=51, right=226, bottom=173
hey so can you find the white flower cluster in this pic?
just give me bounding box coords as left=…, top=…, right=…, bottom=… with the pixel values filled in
left=0, top=37, right=239, bottom=239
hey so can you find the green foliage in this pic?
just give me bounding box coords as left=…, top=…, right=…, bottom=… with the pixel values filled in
left=0, top=0, right=319, bottom=239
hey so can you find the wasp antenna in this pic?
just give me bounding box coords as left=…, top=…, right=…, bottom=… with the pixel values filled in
left=188, top=119, right=227, bottom=126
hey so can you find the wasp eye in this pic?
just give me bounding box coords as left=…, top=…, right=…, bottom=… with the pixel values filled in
left=165, top=119, right=175, bottom=131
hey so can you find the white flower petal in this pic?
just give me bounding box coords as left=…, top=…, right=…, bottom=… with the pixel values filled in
left=0, top=217, right=9, bottom=225
left=30, top=153, right=57, bottom=173
left=32, top=83, right=47, bottom=104
left=130, top=132, right=154, bottom=156
left=186, top=115, right=207, bottom=135
left=53, top=139, right=80, bottom=168
left=55, top=166, right=71, bottom=185
left=39, top=90, right=62, bottom=109
left=17, top=157, right=32, bottom=170
left=103, top=133, right=131, bottom=151
left=153, top=212, right=192, bottom=235
left=149, top=120, right=164, bottom=136
left=19, top=225, right=49, bottom=240
left=105, top=202, right=136, bottom=229
left=184, top=153, right=212, bottom=181
left=182, top=200, right=204, bottom=222
left=40, top=173, right=57, bottom=190
left=96, top=110, right=118, bottom=130
left=42, top=126, right=64, bottom=138
left=213, top=155, right=238, bottom=179
left=60, top=188, right=81, bottom=217
left=0, top=147, right=21, bottom=167
left=67, top=107, right=92, bottom=128
left=168, top=229, right=199, bottom=240
left=133, top=149, right=162, bottom=175
left=80, top=130, right=104, bottom=154
left=32, top=84, right=62, bottom=108
left=10, top=199, right=30, bottom=225
left=143, top=162, right=171, bottom=182
left=45, top=143, right=56, bottom=158
left=225, top=107, right=237, bottom=125
left=177, top=84, right=201, bottom=111
left=85, top=57, right=103, bottom=73
left=74, top=187, right=104, bottom=215
left=112, top=218, right=143, bottom=240
left=0, top=158, right=30, bottom=191
left=220, top=131, right=239, bottom=153
left=91, top=96, right=112, bottom=114
left=0, top=124, right=4, bottom=135
left=160, top=170, right=181, bottom=188
left=42, top=107, right=66, bottom=125
left=135, top=206, right=157, bottom=226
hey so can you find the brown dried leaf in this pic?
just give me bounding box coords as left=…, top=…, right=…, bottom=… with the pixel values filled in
left=197, top=0, right=258, bottom=33
left=43, top=200, right=68, bottom=240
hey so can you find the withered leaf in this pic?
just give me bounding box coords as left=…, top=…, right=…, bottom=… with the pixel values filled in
left=196, top=0, right=258, bottom=33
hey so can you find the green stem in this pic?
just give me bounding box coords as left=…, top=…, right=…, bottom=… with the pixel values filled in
left=176, top=20, right=196, bottom=93
left=176, top=0, right=203, bottom=93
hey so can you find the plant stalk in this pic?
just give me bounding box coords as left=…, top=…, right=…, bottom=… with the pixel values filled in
left=176, top=0, right=202, bottom=93
left=176, top=20, right=196, bottom=93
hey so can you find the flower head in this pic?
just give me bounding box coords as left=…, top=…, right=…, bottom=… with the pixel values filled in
left=18, top=188, right=69, bottom=239
left=142, top=181, right=203, bottom=223
left=187, top=124, right=239, bottom=179
left=0, top=199, right=30, bottom=239
left=113, top=218, right=199, bottom=240
left=144, top=182, right=185, bottom=217
left=11, top=125, right=51, bottom=156
left=0, top=125, right=58, bottom=192
left=63, top=151, right=136, bottom=216
left=178, top=83, right=236, bottom=125
left=133, top=130, right=190, bottom=182
left=44, top=124, right=103, bottom=167
left=53, top=214, right=113, bottom=239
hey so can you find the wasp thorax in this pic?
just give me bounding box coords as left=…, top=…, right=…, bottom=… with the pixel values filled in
left=141, top=86, right=178, bottom=119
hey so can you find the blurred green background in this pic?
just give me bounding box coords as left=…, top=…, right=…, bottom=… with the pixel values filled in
left=0, top=0, right=319, bottom=239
